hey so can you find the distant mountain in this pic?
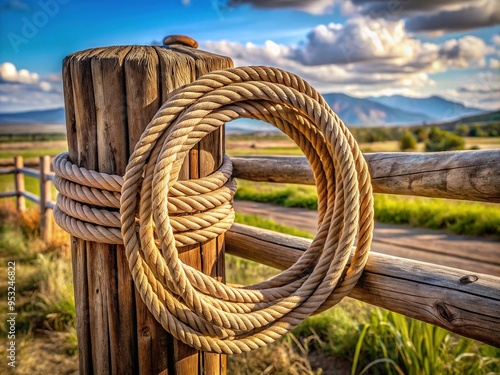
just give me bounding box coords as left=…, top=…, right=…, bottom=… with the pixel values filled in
left=0, top=108, right=65, bottom=124
left=368, top=95, right=484, bottom=122
left=322, top=93, right=434, bottom=126
left=0, top=95, right=489, bottom=130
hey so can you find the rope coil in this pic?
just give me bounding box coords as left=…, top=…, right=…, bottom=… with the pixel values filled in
left=54, top=66, right=374, bottom=354
left=53, top=152, right=236, bottom=247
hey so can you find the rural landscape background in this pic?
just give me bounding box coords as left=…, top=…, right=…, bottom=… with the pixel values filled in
left=0, top=0, right=499, bottom=374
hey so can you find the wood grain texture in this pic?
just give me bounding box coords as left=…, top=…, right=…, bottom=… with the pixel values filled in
left=231, top=149, right=500, bottom=202
left=14, top=156, right=25, bottom=212
left=91, top=46, right=138, bottom=375
left=64, top=48, right=102, bottom=375
left=39, top=155, right=53, bottom=242
left=63, top=44, right=232, bottom=374
left=125, top=46, right=170, bottom=375
left=225, top=223, right=500, bottom=347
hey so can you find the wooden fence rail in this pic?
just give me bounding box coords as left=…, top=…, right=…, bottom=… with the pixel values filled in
left=225, top=223, right=500, bottom=347
left=0, top=155, right=55, bottom=242
left=232, top=149, right=500, bottom=203
left=1, top=151, right=499, bottom=349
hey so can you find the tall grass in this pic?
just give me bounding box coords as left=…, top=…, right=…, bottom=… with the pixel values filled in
left=351, top=308, right=500, bottom=375
left=235, top=180, right=500, bottom=238
left=229, top=209, right=500, bottom=375
left=0, top=202, right=76, bottom=373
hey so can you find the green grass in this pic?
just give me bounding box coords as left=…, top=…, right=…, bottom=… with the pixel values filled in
left=0, top=200, right=498, bottom=374
left=0, top=203, right=75, bottom=347
left=234, top=180, right=500, bottom=238
left=228, top=210, right=500, bottom=375
left=351, top=308, right=500, bottom=375
left=235, top=179, right=318, bottom=210
left=234, top=211, right=313, bottom=238
left=374, top=194, right=500, bottom=238
left=0, top=147, right=66, bottom=159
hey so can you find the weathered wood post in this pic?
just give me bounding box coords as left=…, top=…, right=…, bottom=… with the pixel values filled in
left=14, top=156, right=25, bottom=212
left=61, top=38, right=232, bottom=374
left=39, top=155, right=53, bottom=242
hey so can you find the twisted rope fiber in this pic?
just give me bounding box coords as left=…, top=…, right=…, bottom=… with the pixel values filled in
left=116, top=66, right=374, bottom=353
left=53, top=153, right=237, bottom=247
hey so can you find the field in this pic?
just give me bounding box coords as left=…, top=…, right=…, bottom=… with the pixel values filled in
left=226, top=133, right=500, bottom=155
left=1, top=205, right=498, bottom=374
left=0, top=130, right=499, bottom=373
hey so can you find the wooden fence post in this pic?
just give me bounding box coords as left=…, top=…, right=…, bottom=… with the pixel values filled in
left=39, top=155, right=53, bottom=242
left=14, top=156, right=25, bottom=212
left=62, top=41, right=232, bottom=375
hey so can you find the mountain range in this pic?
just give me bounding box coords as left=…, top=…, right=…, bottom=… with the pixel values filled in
left=0, top=94, right=487, bottom=128
left=0, top=108, right=65, bottom=124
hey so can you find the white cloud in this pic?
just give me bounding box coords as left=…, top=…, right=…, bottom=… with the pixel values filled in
left=0, top=62, right=39, bottom=84
left=203, top=20, right=493, bottom=95
left=490, top=58, right=500, bottom=69
left=289, top=19, right=419, bottom=65
left=438, top=35, right=492, bottom=68
left=0, top=62, right=63, bottom=113
left=228, top=0, right=500, bottom=31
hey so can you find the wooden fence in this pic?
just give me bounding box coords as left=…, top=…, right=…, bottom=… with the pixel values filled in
left=0, top=155, right=55, bottom=242
left=0, top=150, right=499, bottom=350
left=229, top=150, right=500, bottom=348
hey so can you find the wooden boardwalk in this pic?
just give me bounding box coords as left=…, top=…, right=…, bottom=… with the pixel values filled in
left=234, top=200, right=500, bottom=276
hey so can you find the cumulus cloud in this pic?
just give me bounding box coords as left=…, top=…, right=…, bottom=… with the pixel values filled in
left=490, top=58, right=500, bottom=69
left=203, top=19, right=495, bottom=94
left=226, top=0, right=500, bottom=32
left=289, top=19, right=418, bottom=65
left=0, top=62, right=39, bottom=84
left=438, top=35, right=492, bottom=67
left=248, top=19, right=490, bottom=70
left=0, top=62, right=63, bottom=113
left=405, top=0, right=500, bottom=32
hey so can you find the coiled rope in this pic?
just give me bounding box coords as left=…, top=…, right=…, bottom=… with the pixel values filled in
left=54, top=66, right=374, bottom=354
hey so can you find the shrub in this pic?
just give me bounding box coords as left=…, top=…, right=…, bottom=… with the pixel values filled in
left=425, top=127, right=465, bottom=152
left=399, top=130, right=417, bottom=151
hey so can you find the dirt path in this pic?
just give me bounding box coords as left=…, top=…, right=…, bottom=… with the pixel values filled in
left=234, top=200, right=500, bottom=276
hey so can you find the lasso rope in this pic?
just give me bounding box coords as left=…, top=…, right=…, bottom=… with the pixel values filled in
left=54, top=66, right=374, bottom=354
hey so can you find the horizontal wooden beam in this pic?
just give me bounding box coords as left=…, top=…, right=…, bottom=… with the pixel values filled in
left=21, top=191, right=40, bottom=204
left=225, top=223, right=500, bottom=347
left=0, top=191, right=16, bottom=198
left=0, top=168, right=15, bottom=175
left=18, top=167, right=41, bottom=179
left=231, top=149, right=500, bottom=203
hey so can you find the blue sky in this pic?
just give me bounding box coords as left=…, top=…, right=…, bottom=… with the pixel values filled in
left=0, top=0, right=499, bottom=113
